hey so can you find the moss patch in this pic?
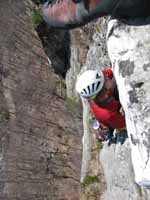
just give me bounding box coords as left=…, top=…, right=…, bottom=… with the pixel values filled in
left=31, top=9, right=43, bottom=28
left=87, top=111, right=95, bottom=124
left=0, top=110, right=9, bottom=122
left=96, top=140, right=103, bottom=151
left=82, top=175, right=99, bottom=187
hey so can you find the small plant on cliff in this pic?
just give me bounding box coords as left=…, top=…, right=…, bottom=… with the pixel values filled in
left=31, top=9, right=43, bottom=28
left=0, top=110, right=9, bottom=122
left=82, top=175, right=99, bottom=187
left=96, top=140, right=103, bottom=151
left=87, top=111, right=95, bottom=124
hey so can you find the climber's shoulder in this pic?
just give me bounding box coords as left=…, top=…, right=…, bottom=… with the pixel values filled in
left=102, top=68, right=113, bottom=79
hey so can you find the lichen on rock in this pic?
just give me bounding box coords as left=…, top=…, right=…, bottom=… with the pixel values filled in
left=107, top=17, right=150, bottom=192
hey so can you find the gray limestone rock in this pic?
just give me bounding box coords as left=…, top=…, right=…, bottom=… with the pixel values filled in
left=100, top=140, right=143, bottom=200
left=107, top=17, right=150, bottom=192
left=66, top=15, right=150, bottom=199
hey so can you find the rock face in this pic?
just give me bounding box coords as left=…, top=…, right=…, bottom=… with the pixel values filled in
left=107, top=18, right=150, bottom=189
left=66, top=19, right=110, bottom=200
left=100, top=140, right=143, bottom=200
left=0, top=1, right=82, bottom=199
left=78, top=18, right=110, bottom=186
left=66, top=25, right=95, bottom=99
left=2, top=0, right=150, bottom=199
left=68, top=16, right=150, bottom=199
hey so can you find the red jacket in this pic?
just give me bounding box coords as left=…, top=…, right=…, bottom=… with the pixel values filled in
left=89, top=69, right=126, bottom=129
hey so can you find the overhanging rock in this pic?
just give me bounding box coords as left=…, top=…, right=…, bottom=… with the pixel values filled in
left=107, top=17, right=150, bottom=188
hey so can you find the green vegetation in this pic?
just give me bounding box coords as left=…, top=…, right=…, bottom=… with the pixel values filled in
left=55, top=79, right=67, bottom=99
left=56, top=79, right=66, bottom=90
left=96, top=140, right=103, bottom=151
left=0, top=110, right=9, bottom=122
left=82, top=175, right=99, bottom=187
left=31, top=9, right=43, bottom=27
left=87, top=111, right=95, bottom=124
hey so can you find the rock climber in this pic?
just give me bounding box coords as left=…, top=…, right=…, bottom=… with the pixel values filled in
left=76, top=68, right=127, bottom=143
left=42, top=0, right=150, bottom=29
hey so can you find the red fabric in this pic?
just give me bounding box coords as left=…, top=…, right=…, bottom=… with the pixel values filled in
left=89, top=101, right=125, bottom=129
left=103, top=68, right=113, bottom=79
left=89, top=68, right=126, bottom=129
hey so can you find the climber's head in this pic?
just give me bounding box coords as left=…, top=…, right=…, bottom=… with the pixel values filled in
left=76, top=70, right=104, bottom=99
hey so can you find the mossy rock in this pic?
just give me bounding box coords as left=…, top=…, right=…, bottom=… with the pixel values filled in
left=31, top=9, right=43, bottom=28
left=96, top=140, right=103, bottom=151
left=87, top=111, right=95, bottom=124
left=82, top=175, right=99, bottom=187
left=0, top=110, right=9, bottom=122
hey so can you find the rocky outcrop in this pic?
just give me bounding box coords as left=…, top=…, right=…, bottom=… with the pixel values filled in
left=66, top=25, right=95, bottom=99
left=84, top=17, right=150, bottom=199
left=107, top=17, right=150, bottom=190
left=78, top=18, right=109, bottom=185
left=0, top=1, right=82, bottom=199
left=68, top=16, right=150, bottom=200
left=100, top=140, right=143, bottom=200
left=66, top=18, right=109, bottom=200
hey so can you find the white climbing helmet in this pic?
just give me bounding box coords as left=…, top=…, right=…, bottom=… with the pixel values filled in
left=76, top=69, right=104, bottom=98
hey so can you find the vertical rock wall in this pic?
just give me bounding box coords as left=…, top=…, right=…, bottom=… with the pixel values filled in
left=107, top=18, right=150, bottom=197
left=0, top=1, right=82, bottom=199
left=66, top=19, right=109, bottom=199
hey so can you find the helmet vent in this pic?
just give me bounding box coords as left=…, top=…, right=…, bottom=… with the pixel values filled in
left=83, top=89, right=87, bottom=94
left=92, top=83, right=95, bottom=92
left=87, top=85, right=90, bottom=94
left=96, top=81, right=101, bottom=90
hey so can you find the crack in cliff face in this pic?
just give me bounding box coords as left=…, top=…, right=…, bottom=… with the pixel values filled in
left=143, top=63, right=150, bottom=72
left=36, top=22, right=71, bottom=78
left=130, top=134, right=140, bottom=146
left=142, top=138, right=150, bottom=170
